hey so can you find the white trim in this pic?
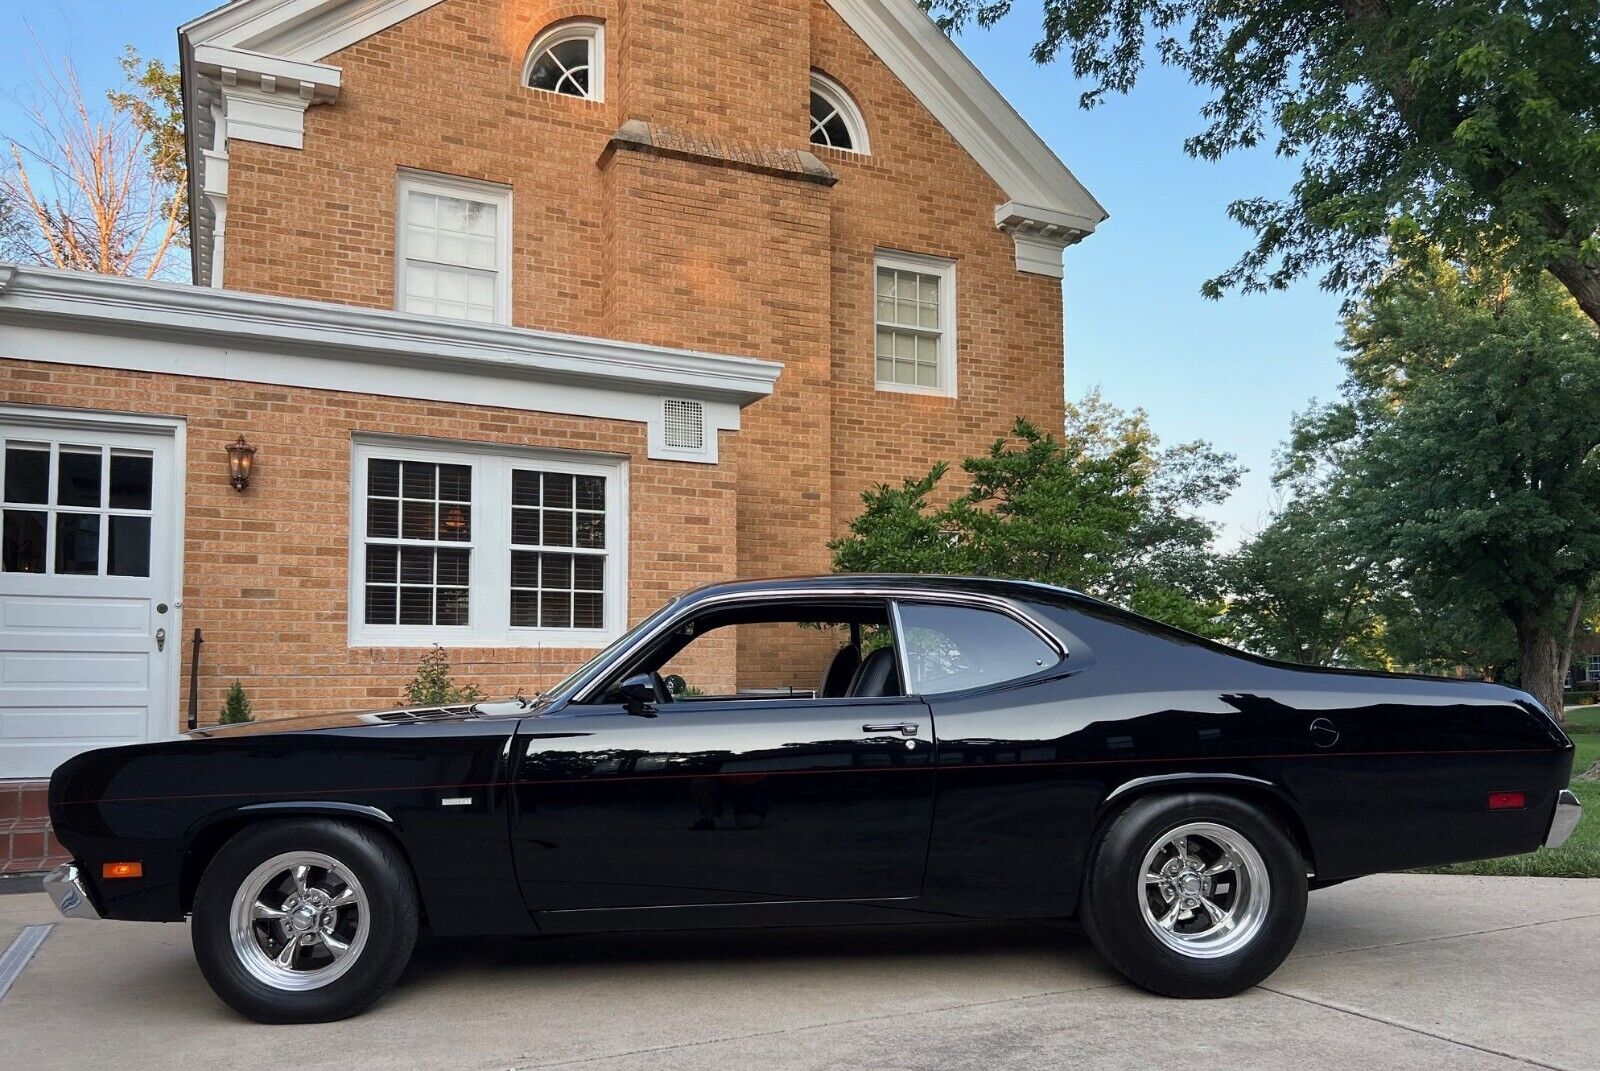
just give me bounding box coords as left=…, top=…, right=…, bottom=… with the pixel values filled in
left=873, top=249, right=956, bottom=398
left=522, top=20, right=606, bottom=103
left=395, top=170, right=513, bottom=326
left=348, top=436, right=628, bottom=648
left=0, top=403, right=187, bottom=746
left=0, top=265, right=778, bottom=464
left=824, top=0, right=1106, bottom=274
left=809, top=71, right=870, bottom=155
left=182, top=0, right=449, bottom=63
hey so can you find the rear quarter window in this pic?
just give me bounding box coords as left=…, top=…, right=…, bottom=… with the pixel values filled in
left=897, top=602, right=1059, bottom=695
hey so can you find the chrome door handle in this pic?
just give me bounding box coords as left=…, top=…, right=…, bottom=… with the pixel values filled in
left=863, top=722, right=919, bottom=737
left=155, top=628, right=166, bottom=652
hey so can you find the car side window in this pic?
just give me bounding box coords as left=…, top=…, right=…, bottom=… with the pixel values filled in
left=896, top=602, right=1058, bottom=695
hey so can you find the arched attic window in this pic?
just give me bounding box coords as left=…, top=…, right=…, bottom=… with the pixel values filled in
left=808, top=71, right=868, bottom=154
left=524, top=20, right=605, bottom=101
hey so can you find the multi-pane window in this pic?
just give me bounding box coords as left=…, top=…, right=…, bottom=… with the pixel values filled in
left=808, top=72, right=868, bottom=153
left=2, top=440, right=153, bottom=578
left=352, top=441, right=624, bottom=646
left=874, top=252, right=955, bottom=395
left=510, top=470, right=607, bottom=630
left=362, top=459, right=473, bottom=627
left=524, top=21, right=604, bottom=101
left=1586, top=655, right=1600, bottom=683
left=397, top=172, right=510, bottom=325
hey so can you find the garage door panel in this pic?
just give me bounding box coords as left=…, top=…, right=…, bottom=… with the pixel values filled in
left=2, top=652, right=150, bottom=687
left=0, top=707, right=147, bottom=739
left=1, top=594, right=149, bottom=635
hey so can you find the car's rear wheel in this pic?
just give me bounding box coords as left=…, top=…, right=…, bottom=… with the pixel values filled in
left=1080, top=793, right=1307, bottom=997
left=191, top=819, right=418, bottom=1023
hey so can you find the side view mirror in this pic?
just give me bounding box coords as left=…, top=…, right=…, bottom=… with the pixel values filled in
left=616, top=673, right=658, bottom=717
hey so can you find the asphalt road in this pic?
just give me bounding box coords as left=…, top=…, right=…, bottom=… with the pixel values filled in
left=2, top=873, right=1596, bottom=1070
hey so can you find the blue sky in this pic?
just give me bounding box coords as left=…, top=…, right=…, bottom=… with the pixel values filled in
left=0, top=0, right=1347, bottom=547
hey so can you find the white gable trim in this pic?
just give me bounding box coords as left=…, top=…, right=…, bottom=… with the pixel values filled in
left=0, top=265, right=779, bottom=464
left=181, top=0, right=448, bottom=62
left=825, top=0, right=1107, bottom=276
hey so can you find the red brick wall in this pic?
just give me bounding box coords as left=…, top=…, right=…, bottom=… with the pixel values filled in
left=188, top=0, right=1071, bottom=703
left=0, top=359, right=739, bottom=721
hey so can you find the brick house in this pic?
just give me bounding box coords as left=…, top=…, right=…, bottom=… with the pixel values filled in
left=0, top=0, right=1103, bottom=859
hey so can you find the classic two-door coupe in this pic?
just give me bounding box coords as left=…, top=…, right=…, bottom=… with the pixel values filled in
left=46, top=575, right=1581, bottom=1022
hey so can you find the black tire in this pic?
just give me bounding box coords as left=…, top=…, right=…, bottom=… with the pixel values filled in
left=191, top=819, right=419, bottom=1023
left=1079, top=793, right=1307, bottom=998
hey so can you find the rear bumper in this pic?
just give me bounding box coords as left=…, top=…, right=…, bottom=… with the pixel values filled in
left=43, top=864, right=101, bottom=920
left=1546, top=789, right=1582, bottom=849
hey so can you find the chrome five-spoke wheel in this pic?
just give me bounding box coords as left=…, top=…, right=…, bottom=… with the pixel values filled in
left=229, top=850, right=371, bottom=991
left=1138, top=821, right=1271, bottom=959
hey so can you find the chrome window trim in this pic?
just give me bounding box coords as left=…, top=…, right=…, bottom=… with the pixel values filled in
left=569, top=584, right=1066, bottom=705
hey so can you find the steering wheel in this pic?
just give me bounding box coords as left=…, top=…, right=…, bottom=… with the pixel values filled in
left=649, top=671, right=675, bottom=704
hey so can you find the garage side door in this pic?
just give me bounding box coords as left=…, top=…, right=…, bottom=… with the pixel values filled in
left=0, top=420, right=179, bottom=780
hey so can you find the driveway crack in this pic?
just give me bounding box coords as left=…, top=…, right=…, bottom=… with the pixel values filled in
left=1256, top=985, right=1582, bottom=1071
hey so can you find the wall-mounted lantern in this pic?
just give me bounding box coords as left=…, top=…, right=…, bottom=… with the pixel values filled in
left=226, top=436, right=257, bottom=492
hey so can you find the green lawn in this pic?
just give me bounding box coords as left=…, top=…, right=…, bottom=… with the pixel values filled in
left=1562, top=705, right=1600, bottom=734
left=1417, top=736, right=1598, bottom=878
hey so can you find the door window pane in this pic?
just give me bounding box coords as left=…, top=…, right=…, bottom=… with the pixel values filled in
left=54, top=513, right=100, bottom=574
left=107, top=515, right=151, bottom=577
left=3, top=446, right=48, bottom=504
left=109, top=453, right=153, bottom=510
left=896, top=603, right=1058, bottom=695
left=57, top=449, right=102, bottom=507
left=2, top=509, right=46, bottom=572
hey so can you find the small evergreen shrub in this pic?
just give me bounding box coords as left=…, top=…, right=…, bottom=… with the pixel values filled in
left=402, top=645, right=483, bottom=707
left=218, top=681, right=253, bottom=724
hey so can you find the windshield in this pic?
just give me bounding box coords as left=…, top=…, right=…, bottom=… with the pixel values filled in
left=538, top=596, right=682, bottom=704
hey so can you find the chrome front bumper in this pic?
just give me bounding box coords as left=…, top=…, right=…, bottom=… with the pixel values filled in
left=43, top=864, right=100, bottom=920
left=1545, top=789, right=1583, bottom=849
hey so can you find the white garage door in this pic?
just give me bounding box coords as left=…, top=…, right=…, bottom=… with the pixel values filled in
left=0, top=414, right=180, bottom=780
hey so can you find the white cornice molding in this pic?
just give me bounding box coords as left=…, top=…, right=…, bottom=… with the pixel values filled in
left=181, top=0, right=447, bottom=62
left=0, top=266, right=780, bottom=462
left=825, top=0, right=1108, bottom=276
left=993, top=202, right=1096, bottom=280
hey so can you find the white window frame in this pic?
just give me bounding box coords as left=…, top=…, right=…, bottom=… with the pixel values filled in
left=873, top=249, right=957, bottom=398
left=522, top=20, right=606, bottom=102
left=808, top=71, right=869, bottom=154
left=1586, top=654, right=1600, bottom=683
left=349, top=437, right=628, bottom=648
left=395, top=169, right=513, bottom=326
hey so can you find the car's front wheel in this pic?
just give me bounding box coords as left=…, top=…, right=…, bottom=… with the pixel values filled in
left=1080, top=793, right=1307, bottom=997
left=191, top=819, right=419, bottom=1023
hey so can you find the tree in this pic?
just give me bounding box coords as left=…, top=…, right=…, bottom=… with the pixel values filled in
left=1284, top=250, right=1600, bottom=718
left=928, top=0, right=1600, bottom=330
left=1222, top=495, right=1385, bottom=666
left=830, top=393, right=1241, bottom=635
left=1, top=47, right=186, bottom=277
left=218, top=681, right=254, bottom=725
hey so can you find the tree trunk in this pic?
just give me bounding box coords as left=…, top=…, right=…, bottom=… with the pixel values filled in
left=1516, top=612, right=1568, bottom=723
left=1549, top=257, right=1600, bottom=333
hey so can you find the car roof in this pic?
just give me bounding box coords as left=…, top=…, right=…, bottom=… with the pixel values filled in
left=674, top=574, right=1095, bottom=607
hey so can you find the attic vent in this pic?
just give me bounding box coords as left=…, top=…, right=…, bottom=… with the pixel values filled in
left=663, top=399, right=705, bottom=451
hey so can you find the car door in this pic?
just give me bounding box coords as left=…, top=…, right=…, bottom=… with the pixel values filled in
left=508, top=604, right=936, bottom=920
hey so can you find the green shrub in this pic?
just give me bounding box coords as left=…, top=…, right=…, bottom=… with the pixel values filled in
left=402, top=645, right=483, bottom=707
left=218, top=681, right=253, bottom=724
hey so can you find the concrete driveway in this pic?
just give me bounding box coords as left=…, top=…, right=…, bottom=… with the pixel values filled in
left=2, top=874, right=1596, bottom=1071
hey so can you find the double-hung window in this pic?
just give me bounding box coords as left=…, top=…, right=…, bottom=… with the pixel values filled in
left=351, top=439, right=625, bottom=647
left=396, top=171, right=511, bottom=325
left=874, top=250, right=955, bottom=396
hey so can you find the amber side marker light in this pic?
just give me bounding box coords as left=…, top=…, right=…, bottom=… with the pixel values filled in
left=1487, top=791, right=1526, bottom=811
left=102, top=862, right=144, bottom=880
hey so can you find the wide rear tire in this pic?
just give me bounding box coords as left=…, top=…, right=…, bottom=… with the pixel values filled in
left=190, top=819, right=419, bottom=1023
left=1080, top=793, right=1307, bottom=997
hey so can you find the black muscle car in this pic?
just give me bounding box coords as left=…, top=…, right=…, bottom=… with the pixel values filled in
left=46, top=575, right=1582, bottom=1023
